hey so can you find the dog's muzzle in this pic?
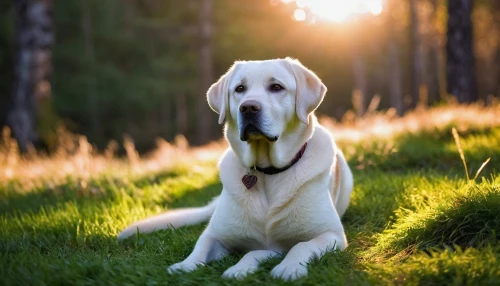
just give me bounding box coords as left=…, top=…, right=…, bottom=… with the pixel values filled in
left=239, top=121, right=279, bottom=142
left=238, top=100, right=278, bottom=142
left=239, top=123, right=262, bottom=141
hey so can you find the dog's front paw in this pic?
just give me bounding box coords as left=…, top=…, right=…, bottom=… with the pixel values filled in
left=222, top=264, right=256, bottom=280
left=270, top=262, right=308, bottom=281
left=167, top=260, right=202, bottom=274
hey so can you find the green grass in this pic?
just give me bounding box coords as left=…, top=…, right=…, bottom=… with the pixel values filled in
left=1, top=109, right=500, bottom=285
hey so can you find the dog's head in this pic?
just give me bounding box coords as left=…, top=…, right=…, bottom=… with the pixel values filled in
left=207, top=58, right=326, bottom=142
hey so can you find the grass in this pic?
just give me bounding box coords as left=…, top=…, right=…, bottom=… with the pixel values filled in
left=1, top=103, right=500, bottom=285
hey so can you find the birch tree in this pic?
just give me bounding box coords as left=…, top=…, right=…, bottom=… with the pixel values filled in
left=8, top=0, right=53, bottom=152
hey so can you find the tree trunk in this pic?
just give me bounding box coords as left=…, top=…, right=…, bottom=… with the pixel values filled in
left=175, top=93, right=188, bottom=135
left=159, top=96, right=171, bottom=139
left=352, top=52, right=368, bottom=117
left=196, top=0, right=214, bottom=144
left=409, top=0, right=425, bottom=109
left=82, top=1, right=101, bottom=140
left=351, top=23, right=368, bottom=118
left=493, top=0, right=500, bottom=101
left=446, top=0, right=477, bottom=103
left=388, top=38, right=404, bottom=116
left=385, top=0, right=404, bottom=116
left=426, top=0, right=442, bottom=105
left=8, top=0, right=53, bottom=152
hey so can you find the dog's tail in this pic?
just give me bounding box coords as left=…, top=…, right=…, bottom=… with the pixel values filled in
left=333, top=150, right=354, bottom=218
left=117, top=196, right=219, bottom=240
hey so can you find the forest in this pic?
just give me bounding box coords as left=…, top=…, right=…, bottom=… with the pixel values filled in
left=1, top=1, right=500, bottom=285
left=1, top=0, right=498, bottom=151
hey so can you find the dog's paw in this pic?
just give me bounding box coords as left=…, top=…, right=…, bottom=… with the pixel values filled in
left=167, top=261, right=202, bottom=274
left=270, top=262, right=308, bottom=281
left=222, top=264, right=256, bottom=279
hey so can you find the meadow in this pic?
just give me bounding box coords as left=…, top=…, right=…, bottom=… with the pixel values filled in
left=1, top=104, right=499, bottom=285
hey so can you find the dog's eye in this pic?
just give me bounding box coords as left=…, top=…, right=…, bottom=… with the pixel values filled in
left=235, top=85, right=246, bottom=93
left=269, top=84, right=284, bottom=92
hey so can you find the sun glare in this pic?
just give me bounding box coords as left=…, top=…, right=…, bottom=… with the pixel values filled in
left=294, top=9, right=307, bottom=21
left=288, top=0, right=383, bottom=23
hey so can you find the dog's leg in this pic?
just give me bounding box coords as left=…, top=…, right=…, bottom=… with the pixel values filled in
left=222, top=250, right=281, bottom=279
left=270, top=231, right=346, bottom=281
left=168, top=231, right=228, bottom=273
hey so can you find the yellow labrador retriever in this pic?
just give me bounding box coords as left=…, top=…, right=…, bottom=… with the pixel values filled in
left=118, top=58, right=353, bottom=281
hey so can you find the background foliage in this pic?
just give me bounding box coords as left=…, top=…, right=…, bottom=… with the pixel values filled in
left=0, top=0, right=499, bottom=151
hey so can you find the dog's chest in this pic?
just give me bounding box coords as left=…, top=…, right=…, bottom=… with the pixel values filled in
left=214, top=173, right=318, bottom=251
left=215, top=146, right=335, bottom=251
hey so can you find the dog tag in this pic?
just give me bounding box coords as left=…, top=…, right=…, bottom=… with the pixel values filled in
left=242, top=174, right=257, bottom=190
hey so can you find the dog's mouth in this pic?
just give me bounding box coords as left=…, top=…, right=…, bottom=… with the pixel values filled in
left=239, top=123, right=278, bottom=142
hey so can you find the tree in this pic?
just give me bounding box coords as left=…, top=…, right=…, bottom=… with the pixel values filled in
left=385, top=0, right=404, bottom=116
left=351, top=20, right=369, bottom=117
left=446, top=0, right=477, bottom=103
left=409, top=0, right=425, bottom=108
left=426, top=0, right=443, bottom=105
left=492, top=0, right=500, bottom=101
left=81, top=0, right=101, bottom=139
left=196, top=0, right=214, bottom=144
left=352, top=50, right=368, bottom=117
left=8, top=0, right=53, bottom=152
left=388, top=37, right=404, bottom=115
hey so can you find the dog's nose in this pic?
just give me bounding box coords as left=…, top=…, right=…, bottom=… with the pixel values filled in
left=239, top=100, right=261, bottom=116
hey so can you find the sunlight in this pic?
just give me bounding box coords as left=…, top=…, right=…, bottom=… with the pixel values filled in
left=286, top=0, right=383, bottom=22
left=294, top=9, right=307, bottom=21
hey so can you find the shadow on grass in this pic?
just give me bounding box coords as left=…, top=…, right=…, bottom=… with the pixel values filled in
left=0, top=169, right=194, bottom=216
left=1, top=167, right=222, bottom=257
left=165, top=181, right=221, bottom=209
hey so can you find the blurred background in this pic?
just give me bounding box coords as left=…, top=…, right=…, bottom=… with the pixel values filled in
left=0, top=0, right=498, bottom=153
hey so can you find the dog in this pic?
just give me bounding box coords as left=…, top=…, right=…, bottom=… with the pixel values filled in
left=118, top=58, right=353, bottom=281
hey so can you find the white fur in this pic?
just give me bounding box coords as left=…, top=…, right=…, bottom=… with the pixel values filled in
left=117, top=198, right=218, bottom=240
left=118, top=58, right=354, bottom=281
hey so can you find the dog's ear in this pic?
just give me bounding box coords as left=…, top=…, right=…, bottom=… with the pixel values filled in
left=207, top=62, right=241, bottom=124
left=285, top=57, right=327, bottom=124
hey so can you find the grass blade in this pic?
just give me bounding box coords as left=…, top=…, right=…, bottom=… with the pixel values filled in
left=474, top=157, right=491, bottom=180
left=452, top=128, right=469, bottom=181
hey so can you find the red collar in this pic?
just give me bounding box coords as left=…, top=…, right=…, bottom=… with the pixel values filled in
left=255, top=142, right=308, bottom=175
left=242, top=142, right=308, bottom=190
